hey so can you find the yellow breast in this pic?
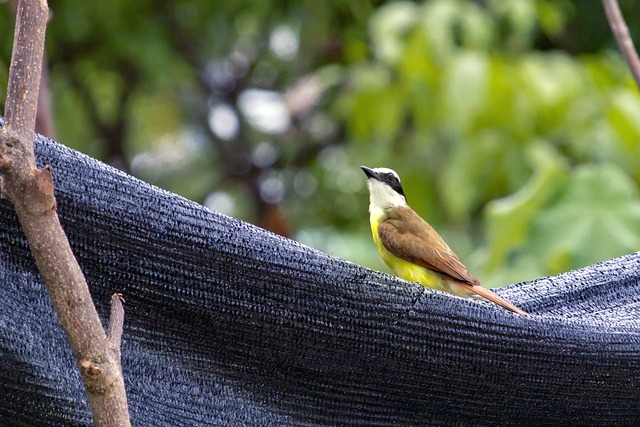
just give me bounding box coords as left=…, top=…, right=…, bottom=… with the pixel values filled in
left=370, top=213, right=446, bottom=292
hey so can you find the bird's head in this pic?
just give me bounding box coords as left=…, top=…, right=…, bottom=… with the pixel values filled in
left=361, top=166, right=408, bottom=211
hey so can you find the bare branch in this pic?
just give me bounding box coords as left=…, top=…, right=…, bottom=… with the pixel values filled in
left=8, top=0, right=56, bottom=138
left=602, top=0, right=640, bottom=90
left=1, top=1, right=130, bottom=425
left=3, top=0, right=45, bottom=170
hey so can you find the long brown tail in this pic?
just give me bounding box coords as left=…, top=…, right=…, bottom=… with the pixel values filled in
left=462, top=283, right=529, bottom=316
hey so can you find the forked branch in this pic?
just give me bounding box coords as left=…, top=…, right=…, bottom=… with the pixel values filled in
left=0, top=1, right=130, bottom=425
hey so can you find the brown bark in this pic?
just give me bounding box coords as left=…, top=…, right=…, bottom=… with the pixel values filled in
left=0, top=1, right=130, bottom=425
left=602, top=0, right=640, bottom=90
left=9, top=0, right=56, bottom=139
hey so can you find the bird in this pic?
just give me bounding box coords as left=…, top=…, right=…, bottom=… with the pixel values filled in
left=361, top=166, right=528, bottom=316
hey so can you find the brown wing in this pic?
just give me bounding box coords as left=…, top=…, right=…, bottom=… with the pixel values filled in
left=378, top=206, right=479, bottom=285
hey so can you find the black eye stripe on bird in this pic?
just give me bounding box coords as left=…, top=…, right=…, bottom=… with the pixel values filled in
left=361, top=165, right=528, bottom=316
left=388, top=180, right=405, bottom=197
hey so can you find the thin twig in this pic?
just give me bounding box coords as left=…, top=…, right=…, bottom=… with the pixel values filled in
left=602, top=0, right=640, bottom=90
left=107, top=293, right=126, bottom=352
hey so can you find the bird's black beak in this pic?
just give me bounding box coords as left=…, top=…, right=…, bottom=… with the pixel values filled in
left=361, top=166, right=379, bottom=180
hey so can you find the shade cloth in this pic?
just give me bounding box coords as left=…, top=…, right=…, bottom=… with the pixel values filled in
left=1, top=128, right=639, bottom=426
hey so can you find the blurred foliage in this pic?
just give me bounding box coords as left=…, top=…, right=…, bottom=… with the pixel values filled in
left=337, top=0, right=640, bottom=284
left=2, top=0, right=640, bottom=287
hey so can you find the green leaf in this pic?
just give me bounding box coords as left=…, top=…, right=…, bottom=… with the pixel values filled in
left=535, top=0, right=570, bottom=37
left=608, top=90, right=640, bottom=150
left=483, top=142, right=569, bottom=272
left=419, top=0, right=494, bottom=58
left=489, top=0, right=537, bottom=51
left=441, top=52, right=489, bottom=132
left=607, top=90, right=640, bottom=177
left=523, top=163, right=640, bottom=275
left=439, top=129, right=532, bottom=222
left=518, top=53, right=584, bottom=133
left=369, top=2, right=419, bottom=64
left=344, top=65, right=405, bottom=143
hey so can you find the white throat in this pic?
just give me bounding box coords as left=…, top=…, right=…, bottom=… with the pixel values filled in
left=367, top=178, right=407, bottom=218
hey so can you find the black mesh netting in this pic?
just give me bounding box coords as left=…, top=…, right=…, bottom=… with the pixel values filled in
left=0, top=132, right=639, bottom=426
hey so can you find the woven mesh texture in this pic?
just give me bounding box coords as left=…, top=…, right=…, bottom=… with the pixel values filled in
left=0, top=131, right=639, bottom=426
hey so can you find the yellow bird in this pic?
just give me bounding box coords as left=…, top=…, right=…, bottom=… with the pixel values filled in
left=361, top=166, right=528, bottom=316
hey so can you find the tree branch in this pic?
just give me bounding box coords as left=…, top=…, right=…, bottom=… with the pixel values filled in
left=0, top=1, right=130, bottom=425
left=9, top=0, right=56, bottom=138
left=602, top=0, right=640, bottom=90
